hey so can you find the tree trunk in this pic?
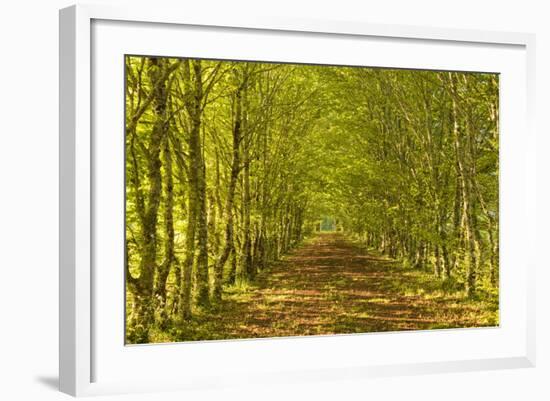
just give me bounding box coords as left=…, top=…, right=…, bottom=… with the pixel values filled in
left=212, top=76, right=244, bottom=300
left=130, top=57, right=170, bottom=343
left=154, top=133, right=175, bottom=326
left=238, top=137, right=253, bottom=283
left=449, top=72, right=476, bottom=296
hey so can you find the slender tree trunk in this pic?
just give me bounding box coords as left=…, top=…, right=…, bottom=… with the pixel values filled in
left=238, top=142, right=253, bottom=283
left=213, top=78, right=244, bottom=299
left=450, top=73, right=476, bottom=296
left=181, top=209, right=196, bottom=321
left=130, top=57, right=170, bottom=343
left=179, top=60, right=200, bottom=320
left=155, top=134, right=175, bottom=326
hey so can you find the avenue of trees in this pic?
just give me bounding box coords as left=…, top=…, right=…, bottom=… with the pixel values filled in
left=125, top=56, right=499, bottom=344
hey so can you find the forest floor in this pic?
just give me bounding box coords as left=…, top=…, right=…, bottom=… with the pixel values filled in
left=170, top=233, right=499, bottom=342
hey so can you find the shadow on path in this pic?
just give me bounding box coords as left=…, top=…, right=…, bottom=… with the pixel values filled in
left=177, top=233, right=498, bottom=341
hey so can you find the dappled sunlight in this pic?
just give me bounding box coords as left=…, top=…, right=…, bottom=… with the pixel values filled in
left=169, top=233, right=498, bottom=341
left=125, top=57, right=499, bottom=344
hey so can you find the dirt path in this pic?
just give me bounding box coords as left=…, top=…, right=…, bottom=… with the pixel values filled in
left=178, top=233, right=498, bottom=341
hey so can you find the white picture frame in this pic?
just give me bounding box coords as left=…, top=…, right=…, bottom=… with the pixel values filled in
left=59, top=3, right=536, bottom=397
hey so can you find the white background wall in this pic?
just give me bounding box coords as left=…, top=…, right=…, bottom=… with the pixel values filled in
left=0, top=0, right=547, bottom=399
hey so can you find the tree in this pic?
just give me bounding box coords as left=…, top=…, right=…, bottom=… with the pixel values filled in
left=125, top=57, right=499, bottom=343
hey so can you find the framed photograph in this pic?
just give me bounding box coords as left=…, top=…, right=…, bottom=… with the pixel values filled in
left=59, top=4, right=536, bottom=396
